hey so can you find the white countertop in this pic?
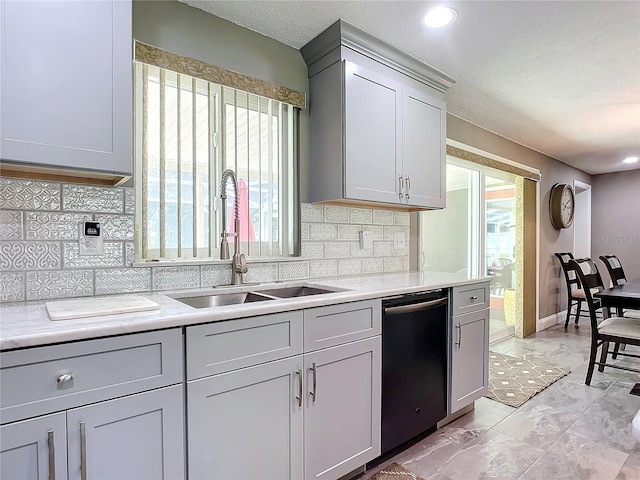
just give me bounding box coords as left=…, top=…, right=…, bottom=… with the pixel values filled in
left=0, top=271, right=490, bottom=351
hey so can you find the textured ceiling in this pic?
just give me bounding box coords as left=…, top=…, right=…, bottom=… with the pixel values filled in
left=180, top=0, right=640, bottom=175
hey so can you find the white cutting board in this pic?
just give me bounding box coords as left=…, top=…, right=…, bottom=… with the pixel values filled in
left=46, top=295, right=160, bottom=321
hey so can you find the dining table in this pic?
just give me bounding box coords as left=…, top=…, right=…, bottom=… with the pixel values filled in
left=594, top=277, right=640, bottom=312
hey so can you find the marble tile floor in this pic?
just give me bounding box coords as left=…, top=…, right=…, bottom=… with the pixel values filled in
left=363, top=323, right=640, bottom=480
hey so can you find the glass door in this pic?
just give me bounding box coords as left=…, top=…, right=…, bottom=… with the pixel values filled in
left=420, top=159, right=518, bottom=342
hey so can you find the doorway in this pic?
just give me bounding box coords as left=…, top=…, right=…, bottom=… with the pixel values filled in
left=573, top=180, right=592, bottom=259
left=420, top=158, right=524, bottom=342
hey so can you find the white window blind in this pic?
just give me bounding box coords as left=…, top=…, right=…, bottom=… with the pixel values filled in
left=135, top=62, right=299, bottom=261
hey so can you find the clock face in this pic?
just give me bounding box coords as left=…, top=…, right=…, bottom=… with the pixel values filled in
left=561, top=187, right=574, bottom=227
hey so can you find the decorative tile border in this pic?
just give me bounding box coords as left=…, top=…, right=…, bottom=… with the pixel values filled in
left=0, top=272, right=25, bottom=302
left=350, top=207, right=373, bottom=225
left=0, top=210, right=23, bottom=240
left=338, top=259, right=362, bottom=277
left=0, top=178, right=61, bottom=210
left=0, top=241, right=61, bottom=270
left=26, top=270, right=94, bottom=301
left=201, top=264, right=232, bottom=287
left=152, top=266, right=201, bottom=291
left=95, top=268, right=151, bottom=295
left=301, top=242, right=324, bottom=259
left=309, top=223, right=338, bottom=241
left=95, top=214, right=135, bottom=240
left=301, top=203, right=324, bottom=223
left=25, top=212, right=91, bottom=240
left=63, top=242, right=124, bottom=268
left=278, top=261, right=310, bottom=281
left=63, top=185, right=124, bottom=213
left=310, top=260, right=337, bottom=278
left=373, top=209, right=394, bottom=225
left=324, top=206, right=350, bottom=224
left=243, top=262, right=278, bottom=284
left=324, top=242, right=351, bottom=259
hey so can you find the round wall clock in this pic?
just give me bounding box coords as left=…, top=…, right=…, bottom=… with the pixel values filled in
left=549, top=183, right=575, bottom=230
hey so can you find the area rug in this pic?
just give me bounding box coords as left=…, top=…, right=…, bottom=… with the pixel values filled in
left=485, top=351, right=570, bottom=408
left=369, top=463, right=424, bottom=480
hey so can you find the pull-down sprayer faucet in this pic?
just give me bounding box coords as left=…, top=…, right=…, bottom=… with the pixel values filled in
left=220, top=169, right=248, bottom=284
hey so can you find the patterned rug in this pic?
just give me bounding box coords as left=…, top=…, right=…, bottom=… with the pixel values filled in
left=485, top=351, right=570, bottom=408
left=369, top=463, right=424, bottom=480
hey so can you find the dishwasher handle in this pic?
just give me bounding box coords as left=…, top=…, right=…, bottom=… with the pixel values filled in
left=383, top=297, right=448, bottom=315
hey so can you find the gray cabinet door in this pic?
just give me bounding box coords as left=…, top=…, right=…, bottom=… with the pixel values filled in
left=0, top=412, right=67, bottom=480
left=450, top=308, right=490, bottom=413
left=0, top=0, right=132, bottom=175
left=402, top=85, right=446, bottom=208
left=303, top=336, right=381, bottom=480
left=187, top=355, right=304, bottom=480
left=66, top=385, right=184, bottom=480
left=344, top=61, right=402, bottom=205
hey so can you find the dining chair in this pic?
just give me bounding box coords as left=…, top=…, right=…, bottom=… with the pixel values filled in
left=599, top=254, right=640, bottom=320
left=555, top=252, right=592, bottom=328
left=569, top=258, right=640, bottom=385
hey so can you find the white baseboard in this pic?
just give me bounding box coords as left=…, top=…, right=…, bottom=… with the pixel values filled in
left=537, top=311, right=564, bottom=331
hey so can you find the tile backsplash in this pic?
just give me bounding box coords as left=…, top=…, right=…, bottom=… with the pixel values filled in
left=0, top=177, right=410, bottom=303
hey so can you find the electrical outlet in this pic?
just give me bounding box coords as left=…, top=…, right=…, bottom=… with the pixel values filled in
left=79, top=221, right=103, bottom=256
left=393, top=231, right=406, bottom=250
left=359, top=230, right=373, bottom=249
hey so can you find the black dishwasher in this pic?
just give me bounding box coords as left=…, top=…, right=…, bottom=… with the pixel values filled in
left=380, top=289, right=448, bottom=456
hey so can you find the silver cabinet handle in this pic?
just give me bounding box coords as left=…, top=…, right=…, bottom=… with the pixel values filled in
left=47, top=430, right=56, bottom=480
left=398, top=176, right=404, bottom=201
left=296, top=367, right=303, bottom=407
left=80, top=422, right=87, bottom=480
left=405, top=176, right=411, bottom=200
left=456, top=323, right=462, bottom=348
left=309, top=363, right=317, bottom=402
left=56, top=373, right=74, bottom=385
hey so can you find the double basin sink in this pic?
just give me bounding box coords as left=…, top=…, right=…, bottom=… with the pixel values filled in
left=173, top=285, right=341, bottom=309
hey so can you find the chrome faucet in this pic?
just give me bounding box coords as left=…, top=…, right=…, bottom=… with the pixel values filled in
left=220, top=169, right=248, bottom=284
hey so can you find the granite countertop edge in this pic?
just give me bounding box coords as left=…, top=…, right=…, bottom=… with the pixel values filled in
left=0, top=271, right=492, bottom=351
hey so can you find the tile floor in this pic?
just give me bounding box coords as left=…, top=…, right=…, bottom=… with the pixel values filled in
left=364, top=323, right=640, bottom=480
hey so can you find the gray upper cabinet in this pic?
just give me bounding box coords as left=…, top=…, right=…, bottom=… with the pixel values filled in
left=302, top=20, right=454, bottom=210
left=0, top=0, right=132, bottom=183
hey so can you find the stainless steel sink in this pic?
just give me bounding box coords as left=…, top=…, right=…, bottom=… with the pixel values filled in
left=258, top=286, right=339, bottom=298
left=175, top=291, right=274, bottom=308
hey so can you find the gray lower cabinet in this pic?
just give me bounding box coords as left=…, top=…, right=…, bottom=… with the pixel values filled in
left=1, top=386, right=183, bottom=480
left=187, top=356, right=304, bottom=480
left=449, top=283, right=490, bottom=413
left=0, top=412, right=67, bottom=480
left=66, top=385, right=184, bottom=480
left=0, top=329, right=184, bottom=480
left=186, top=300, right=382, bottom=480
left=303, top=337, right=381, bottom=480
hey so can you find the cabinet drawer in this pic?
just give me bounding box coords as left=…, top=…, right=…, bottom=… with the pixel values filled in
left=186, top=311, right=303, bottom=380
left=451, top=283, right=490, bottom=315
left=0, top=329, right=183, bottom=424
left=304, top=299, right=381, bottom=352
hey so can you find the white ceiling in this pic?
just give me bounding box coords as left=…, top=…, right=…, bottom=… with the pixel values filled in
left=180, top=0, right=640, bottom=175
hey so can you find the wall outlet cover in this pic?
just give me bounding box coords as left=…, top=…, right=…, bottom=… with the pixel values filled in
left=393, top=231, right=406, bottom=250
left=360, top=230, right=373, bottom=249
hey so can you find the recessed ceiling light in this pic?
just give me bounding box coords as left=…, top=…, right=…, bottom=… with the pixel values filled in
left=623, top=156, right=639, bottom=164
left=423, top=7, right=458, bottom=28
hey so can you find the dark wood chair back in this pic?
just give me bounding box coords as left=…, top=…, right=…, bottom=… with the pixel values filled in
left=599, top=255, right=627, bottom=286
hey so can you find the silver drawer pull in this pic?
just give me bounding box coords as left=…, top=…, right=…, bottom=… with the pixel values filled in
left=56, top=373, right=74, bottom=385
left=296, top=367, right=303, bottom=408
left=310, top=362, right=317, bottom=402
left=470, top=296, right=478, bottom=301
left=80, top=422, right=87, bottom=480
left=48, top=430, right=56, bottom=480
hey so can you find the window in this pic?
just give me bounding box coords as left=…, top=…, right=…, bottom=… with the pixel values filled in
left=134, top=62, right=299, bottom=261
